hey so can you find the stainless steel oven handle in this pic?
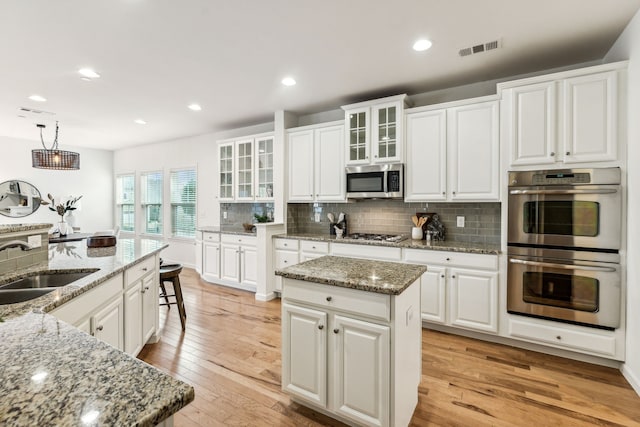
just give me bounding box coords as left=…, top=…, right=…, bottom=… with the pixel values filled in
left=509, top=189, right=618, bottom=195
left=508, top=258, right=617, bottom=272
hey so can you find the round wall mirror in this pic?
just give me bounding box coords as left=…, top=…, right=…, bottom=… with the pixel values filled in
left=0, top=180, right=43, bottom=217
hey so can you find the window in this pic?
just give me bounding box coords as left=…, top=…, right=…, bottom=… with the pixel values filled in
left=116, top=174, right=135, bottom=232
left=170, top=169, right=197, bottom=238
left=141, top=171, right=163, bottom=235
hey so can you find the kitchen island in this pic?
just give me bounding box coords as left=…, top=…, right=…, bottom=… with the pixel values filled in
left=0, top=225, right=194, bottom=426
left=276, top=255, right=426, bottom=427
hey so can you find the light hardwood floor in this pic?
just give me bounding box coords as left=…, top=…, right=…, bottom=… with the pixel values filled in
left=138, top=268, right=640, bottom=426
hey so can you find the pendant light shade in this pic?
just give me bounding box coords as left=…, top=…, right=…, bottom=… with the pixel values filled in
left=32, top=122, right=80, bottom=170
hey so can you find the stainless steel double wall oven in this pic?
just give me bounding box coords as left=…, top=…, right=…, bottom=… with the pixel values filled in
left=507, top=168, right=622, bottom=329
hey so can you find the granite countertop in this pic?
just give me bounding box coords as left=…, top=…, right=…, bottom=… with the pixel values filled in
left=0, top=238, right=169, bottom=320
left=276, top=255, right=427, bottom=295
left=198, top=226, right=256, bottom=236
left=0, top=312, right=193, bottom=426
left=0, top=237, right=195, bottom=426
left=0, top=223, right=51, bottom=234
left=275, top=233, right=501, bottom=255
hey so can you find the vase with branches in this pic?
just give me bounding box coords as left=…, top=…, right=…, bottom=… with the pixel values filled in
left=47, top=194, right=82, bottom=235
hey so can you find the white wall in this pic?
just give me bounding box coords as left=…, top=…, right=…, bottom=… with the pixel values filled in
left=114, top=133, right=218, bottom=267
left=0, top=135, right=114, bottom=231
left=605, top=8, right=640, bottom=394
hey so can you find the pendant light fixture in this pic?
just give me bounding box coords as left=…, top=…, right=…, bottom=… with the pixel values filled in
left=31, top=121, right=80, bottom=170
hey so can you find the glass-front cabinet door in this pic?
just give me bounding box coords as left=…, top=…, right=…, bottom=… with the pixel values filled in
left=256, top=136, right=274, bottom=200
left=372, top=102, right=401, bottom=163
left=346, top=107, right=370, bottom=164
left=235, top=139, right=253, bottom=200
left=219, top=143, right=234, bottom=200
left=342, top=95, right=406, bottom=165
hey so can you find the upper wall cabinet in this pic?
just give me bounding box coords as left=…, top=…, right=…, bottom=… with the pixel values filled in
left=405, top=98, right=500, bottom=202
left=499, top=62, right=625, bottom=168
left=288, top=122, right=345, bottom=202
left=218, top=133, right=274, bottom=202
left=341, top=94, right=408, bottom=165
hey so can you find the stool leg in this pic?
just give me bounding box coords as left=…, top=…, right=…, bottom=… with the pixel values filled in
left=159, top=281, right=170, bottom=307
left=173, top=276, right=187, bottom=331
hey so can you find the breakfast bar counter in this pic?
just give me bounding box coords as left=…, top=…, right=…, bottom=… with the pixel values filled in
left=0, top=225, right=194, bottom=426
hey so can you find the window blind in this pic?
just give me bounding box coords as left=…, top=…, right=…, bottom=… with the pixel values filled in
left=170, top=169, right=196, bottom=238
left=141, top=171, right=163, bottom=235
left=116, top=174, right=135, bottom=232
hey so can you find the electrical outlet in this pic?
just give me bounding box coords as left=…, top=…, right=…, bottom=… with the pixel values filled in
left=28, top=235, right=42, bottom=248
left=457, top=216, right=465, bottom=227
left=223, top=211, right=227, bottom=219
left=314, top=213, right=320, bottom=222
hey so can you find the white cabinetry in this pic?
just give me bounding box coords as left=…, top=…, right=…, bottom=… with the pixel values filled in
left=500, top=64, right=623, bottom=168
left=274, top=238, right=300, bottom=292
left=405, top=98, right=499, bottom=202
left=288, top=123, right=345, bottom=202
left=202, top=231, right=221, bottom=282
left=404, top=249, right=499, bottom=334
left=218, top=133, right=274, bottom=201
left=331, top=242, right=402, bottom=261
left=124, top=256, right=158, bottom=356
left=341, top=94, right=408, bottom=165
left=50, top=274, right=125, bottom=351
left=300, top=240, right=329, bottom=261
left=220, top=234, right=257, bottom=291
left=195, top=231, right=203, bottom=275
left=281, top=278, right=420, bottom=427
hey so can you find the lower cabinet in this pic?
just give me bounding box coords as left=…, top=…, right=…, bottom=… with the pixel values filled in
left=405, top=249, right=499, bottom=334
left=124, top=270, right=157, bottom=356
left=50, top=273, right=125, bottom=351
left=281, top=278, right=421, bottom=427
left=202, top=232, right=220, bottom=282
left=50, top=256, right=159, bottom=356
left=220, top=234, right=258, bottom=291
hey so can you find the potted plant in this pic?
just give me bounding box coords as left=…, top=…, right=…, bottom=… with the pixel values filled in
left=48, top=194, right=82, bottom=236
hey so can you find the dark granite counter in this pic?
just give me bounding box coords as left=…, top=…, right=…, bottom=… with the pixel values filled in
left=0, top=237, right=194, bottom=426
left=274, top=233, right=501, bottom=255
left=276, top=255, right=427, bottom=295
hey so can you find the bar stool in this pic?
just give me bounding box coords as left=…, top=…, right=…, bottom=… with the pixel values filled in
left=159, top=263, right=187, bottom=331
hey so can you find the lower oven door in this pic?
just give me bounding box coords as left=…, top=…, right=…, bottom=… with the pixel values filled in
left=507, top=251, right=621, bottom=329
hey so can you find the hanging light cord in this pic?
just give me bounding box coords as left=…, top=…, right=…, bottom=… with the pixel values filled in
left=38, top=121, right=59, bottom=150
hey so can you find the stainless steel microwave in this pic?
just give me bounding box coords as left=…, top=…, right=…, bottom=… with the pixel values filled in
left=346, top=163, right=403, bottom=199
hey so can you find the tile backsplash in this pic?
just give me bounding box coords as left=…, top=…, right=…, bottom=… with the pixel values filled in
left=0, top=232, right=49, bottom=276
left=220, top=202, right=274, bottom=231
left=287, top=200, right=501, bottom=245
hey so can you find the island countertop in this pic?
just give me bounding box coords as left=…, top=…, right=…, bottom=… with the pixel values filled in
left=275, top=255, right=427, bottom=295
left=0, top=237, right=195, bottom=426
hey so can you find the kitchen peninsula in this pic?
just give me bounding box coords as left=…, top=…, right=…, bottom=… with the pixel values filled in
left=276, top=255, right=426, bottom=427
left=0, top=224, right=194, bottom=426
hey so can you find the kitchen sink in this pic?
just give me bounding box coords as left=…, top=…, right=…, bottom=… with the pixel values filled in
left=0, top=270, right=98, bottom=305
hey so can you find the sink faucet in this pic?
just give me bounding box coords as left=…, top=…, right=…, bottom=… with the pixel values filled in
left=0, top=240, right=34, bottom=252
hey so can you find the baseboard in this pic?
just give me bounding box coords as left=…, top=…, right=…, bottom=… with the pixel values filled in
left=622, top=364, right=640, bottom=397
left=255, top=291, right=277, bottom=301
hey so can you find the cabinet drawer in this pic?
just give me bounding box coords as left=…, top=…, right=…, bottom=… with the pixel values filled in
left=221, top=233, right=256, bottom=246
left=275, top=238, right=299, bottom=250
left=203, top=232, right=220, bottom=243
left=50, top=274, right=123, bottom=325
left=509, top=318, right=616, bottom=357
left=125, top=256, right=156, bottom=287
left=331, top=243, right=401, bottom=261
left=300, top=240, right=329, bottom=254
left=283, top=279, right=390, bottom=322
left=275, top=250, right=299, bottom=269
left=404, top=249, right=497, bottom=270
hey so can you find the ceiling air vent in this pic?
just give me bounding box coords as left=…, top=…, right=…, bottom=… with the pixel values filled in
left=459, top=39, right=501, bottom=57
left=18, top=107, right=56, bottom=115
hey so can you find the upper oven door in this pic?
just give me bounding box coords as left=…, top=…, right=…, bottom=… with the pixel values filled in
left=508, top=184, right=621, bottom=250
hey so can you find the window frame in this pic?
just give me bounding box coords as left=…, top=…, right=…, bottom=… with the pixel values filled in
left=140, top=170, right=164, bottom=236
left=169, top=167, right=197, bottom=239
left=115, top=173, right=136, bottom=234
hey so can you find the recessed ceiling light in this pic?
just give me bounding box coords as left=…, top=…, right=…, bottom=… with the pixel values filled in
left=28, top=95, right=47, bottom=102
left=413, top=39, right=433, bottom=52
left=188, top=104, right=202, bottom=111
left=134, top=119, right=147, bottom=125
left=281, top=77, right=296, bottom=86
left=78, top=68, right=100, bottom=79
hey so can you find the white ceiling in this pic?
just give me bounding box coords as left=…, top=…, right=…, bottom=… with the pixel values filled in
left=1, top=0, right=639, bottom=151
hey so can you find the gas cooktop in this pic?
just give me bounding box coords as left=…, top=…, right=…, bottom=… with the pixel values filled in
left=345, top=233, right=407, bottom=243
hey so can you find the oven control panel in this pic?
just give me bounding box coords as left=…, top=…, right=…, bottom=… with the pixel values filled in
left=531, top=172, right=590, bottom=185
